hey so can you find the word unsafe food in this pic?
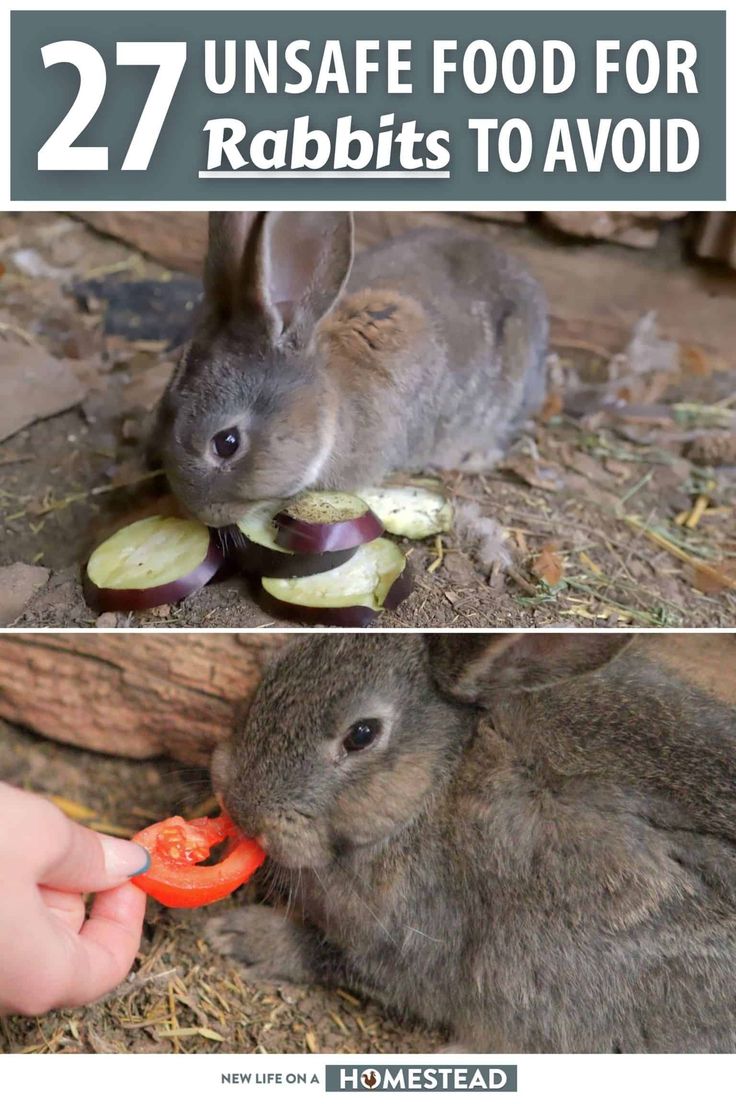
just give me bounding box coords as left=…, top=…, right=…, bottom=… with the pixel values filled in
left=132, top=814, right=265, bottom=908
left=84, top=516, right=224, bottom=612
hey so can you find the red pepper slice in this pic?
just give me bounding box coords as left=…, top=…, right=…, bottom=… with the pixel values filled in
left=131, top=814, right=265, bottom=908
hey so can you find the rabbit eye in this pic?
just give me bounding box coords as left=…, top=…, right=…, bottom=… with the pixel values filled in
left=343, top=719, right=381, bottom=753
left=212, top=427, right=240, bottom=460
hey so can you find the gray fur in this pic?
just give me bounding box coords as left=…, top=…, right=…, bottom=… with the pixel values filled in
left=208, top=633, right=736, bottom=1053
left=156, top=213, right=548, bottom=525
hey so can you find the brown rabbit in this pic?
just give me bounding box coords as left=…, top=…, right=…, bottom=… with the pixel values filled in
left=208, top=632, right=736, bottom=1053
left=155, top=214, right=548, bottom=525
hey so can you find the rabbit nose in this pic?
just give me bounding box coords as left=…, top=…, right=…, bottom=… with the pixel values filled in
left=255, top=832, right=271, bottom=853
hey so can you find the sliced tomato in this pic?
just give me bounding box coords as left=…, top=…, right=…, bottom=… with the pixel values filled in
left=132, top=814, right=265, bottom=908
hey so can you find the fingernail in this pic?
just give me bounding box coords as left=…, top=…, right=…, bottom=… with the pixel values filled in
left=100, top=836, right=151, bottom=879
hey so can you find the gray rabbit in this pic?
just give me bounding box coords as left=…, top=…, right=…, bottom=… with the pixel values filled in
left=208, top=632, right=736, bottom=1053
left=156, top=214, right=548, bottom=526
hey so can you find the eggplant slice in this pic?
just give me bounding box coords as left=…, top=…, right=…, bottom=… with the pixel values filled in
left=273, top=491, right=383, bottom=554
left=358, top=484, right=453, bottom=540
left=259, top=537, right=412, bottom=626
left=84, top=515, right=223, bottom=612
left=223, top=500, right=357, bottom=578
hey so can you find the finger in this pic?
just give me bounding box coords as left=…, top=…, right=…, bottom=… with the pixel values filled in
left=0, top=886, right=64, bottom=1015
left=57, top=883, right=146, bottom=1007
left=39, top=820, right=150, bottom=893
left=0, top=785, right=150, bottom=891
left=39, top=886, right=86, bottom=934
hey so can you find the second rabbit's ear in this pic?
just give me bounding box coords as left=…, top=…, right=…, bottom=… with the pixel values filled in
left=203, top=211, right=353, bottom=345
left=428, top=633, right=634, bottom=702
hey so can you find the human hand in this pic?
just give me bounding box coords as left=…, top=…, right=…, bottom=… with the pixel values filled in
left=0, top=782, right=150, bottom=1016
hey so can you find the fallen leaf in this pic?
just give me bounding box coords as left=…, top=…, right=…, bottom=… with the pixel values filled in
left=539, top=391, right=563, bottom=422
left=0, top=338, right=89, bottom=442
left=604, top=458, right=633, bottom=480
left=532, top=542, right=564, bottom=586
left=691, top=561, right=736, bottom=595
left=680, top=344, right=711, bottom=377
left=563, top=451, right=614, bottom=486
left=122, top=359, right=174, bottom=412
left=499, top=455, right=565, bottom=492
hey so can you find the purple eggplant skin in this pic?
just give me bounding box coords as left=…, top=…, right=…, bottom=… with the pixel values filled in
left=380, top=558, right=414, bottom=611
left=217, top=526, right=357, bottom=580
left=255, top=560, right=414, bottom=627
left=272, top=507, right=383, bottom=555
left=83, top=534, right=224, bottom=613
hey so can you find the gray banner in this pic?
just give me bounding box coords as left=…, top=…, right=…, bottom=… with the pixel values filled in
left=10, top=10, right=726, bottom=201
left=324, top=1065, right=518, bottom=1092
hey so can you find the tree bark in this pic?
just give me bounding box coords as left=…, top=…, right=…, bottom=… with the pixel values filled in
left=75, top=212, right=208, bottom=276
left=0, top=633, right=733, bottom=764
left=0, top=633, right=288, bottom=764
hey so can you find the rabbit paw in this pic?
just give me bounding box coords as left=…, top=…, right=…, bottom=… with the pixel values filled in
left=205, top=905, right=318, bottom=984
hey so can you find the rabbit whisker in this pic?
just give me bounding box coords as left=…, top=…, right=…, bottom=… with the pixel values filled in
left=405, top=926, right=444, bottom=944
left=331, top=855, right=399, bottom=949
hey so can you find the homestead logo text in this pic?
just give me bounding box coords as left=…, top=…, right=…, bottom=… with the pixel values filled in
left=324, top=1065, right=517, bottom=1092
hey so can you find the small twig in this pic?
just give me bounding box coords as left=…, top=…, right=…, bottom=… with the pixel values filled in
left=156, top=1026, right=226, bottom=1041
left=0, top=320, right=40, bottom=345
left=426, top=535, right=445, bottom=574
left=33, top=469, right=164, bottom=517
left=619, top=468, right=654, bottom=505
left=109, top=968, right=180, bottom=1001
left=714, top=390, right=736, bottom=409
left=624, top=514, right=714, bottom=569
left=505, top=564, right=538, bottom=595
left=685, top=494, right=709, bottom=530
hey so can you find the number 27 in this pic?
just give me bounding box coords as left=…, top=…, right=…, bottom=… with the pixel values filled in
left=37, top=40, right=187, bottom=171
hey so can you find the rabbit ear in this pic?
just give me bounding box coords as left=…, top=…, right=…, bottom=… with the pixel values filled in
left=202, top=212, right=353, bottom=345
left=203, top=212, right=265, bottom=320
left=261, top=212, right=354, bottom=344
left=429, top=633, right=634, bottom=701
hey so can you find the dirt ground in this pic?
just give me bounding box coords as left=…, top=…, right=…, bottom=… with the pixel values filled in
left=0, top=720, right=440, bottom=1055
left=1, top=211, right=734, bottom=628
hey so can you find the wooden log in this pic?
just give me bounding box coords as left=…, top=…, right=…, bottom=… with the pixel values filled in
left=693, top=212, right=736, bottom=269
left=542, top=211, right=687, bottom=249
left=75, top=210, right=736, bottom=371
left=75, top=212, right=208, bottom=276
left=639, top=633, right=736, bottom=708
left=0, top=633, right=288, bottom=764
left=0, top=634, right=733, bottom=769
left=73, top=211, right=524, bottom=273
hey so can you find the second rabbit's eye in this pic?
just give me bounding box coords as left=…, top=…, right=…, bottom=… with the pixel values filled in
left=343, top=719, right=382, bottom=753
left=212, top=427, right=240, bottom=460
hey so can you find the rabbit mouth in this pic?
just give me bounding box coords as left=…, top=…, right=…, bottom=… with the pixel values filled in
left=253, top=825, right=334, bottom=870
left=190, top=500, right=254, bottom=528
left=218, top=791, right=333, bottom=869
